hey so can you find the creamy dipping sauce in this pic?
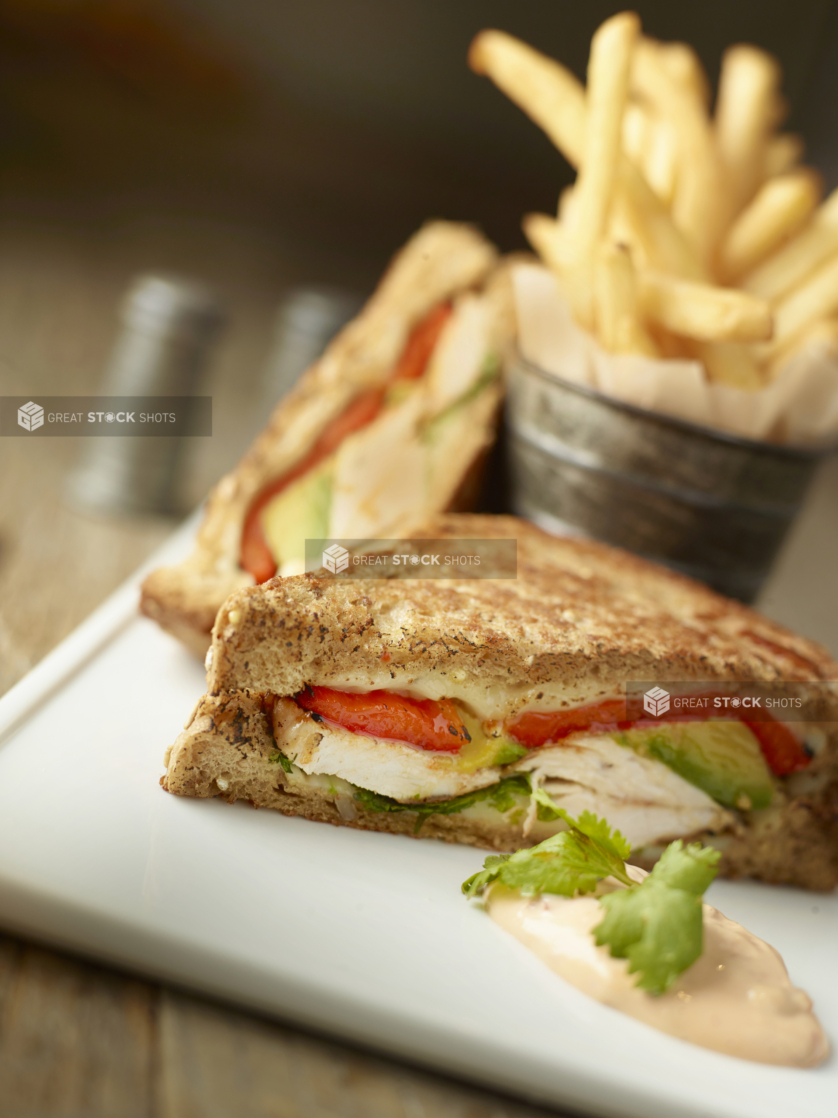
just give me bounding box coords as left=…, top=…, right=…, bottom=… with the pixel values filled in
left=487, top=880, right=828, bottom=1067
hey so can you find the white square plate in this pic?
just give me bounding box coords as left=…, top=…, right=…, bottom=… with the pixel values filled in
left=0, top=521, right=835, bottom=1118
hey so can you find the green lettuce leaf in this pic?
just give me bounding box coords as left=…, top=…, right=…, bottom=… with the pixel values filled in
left=268, top=749, right=294, bottom=773
left=593, top=840, right=720, bottom=994
left=354, top=773, right=531, bottom=833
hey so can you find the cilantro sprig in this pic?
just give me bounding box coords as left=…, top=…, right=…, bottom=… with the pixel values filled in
left=594, top=840, right=720, bottom=994
left=462, top=791, right=720, bottom=995
left=463, top=794, right=633, bottom=899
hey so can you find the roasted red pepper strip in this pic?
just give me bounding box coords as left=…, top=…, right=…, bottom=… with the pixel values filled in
left=506, top=696, right=811, bottom=777
left=743, top=720, right=812, bottom=776
left=239, top=301, right=453, bottom=584
left=390, top=301, right=452, bottom=381
left=506, top=699, right=628, bottom=748
left=295, top=685, right=471, bottom=752
left=296, top=684, right=812, bottom=775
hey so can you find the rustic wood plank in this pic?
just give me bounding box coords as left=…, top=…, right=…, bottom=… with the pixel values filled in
left=0, top=935, right=22, bottom=1010
left=156, top=988, right=565, bottom=1118
left=0, top=943, right=156, bottom=1118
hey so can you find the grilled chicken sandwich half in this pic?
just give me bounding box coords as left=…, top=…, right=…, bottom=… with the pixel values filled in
left=141, top=222, right=512, bottom=655
left=164, top=515, right=838, bottom=890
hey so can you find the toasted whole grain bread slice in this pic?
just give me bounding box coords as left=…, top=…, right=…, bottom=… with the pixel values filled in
left=163, top=514, right=838, bottom=889
left=141, top=222, right=506, bottom=657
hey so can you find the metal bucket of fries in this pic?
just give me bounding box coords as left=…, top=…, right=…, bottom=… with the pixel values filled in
left=468, top=10, right=838, bottom=600
left=506, top=351, right=826, bottom=602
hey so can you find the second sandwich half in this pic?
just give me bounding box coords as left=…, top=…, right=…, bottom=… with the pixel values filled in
left=141, top=222, right=511, bottom=656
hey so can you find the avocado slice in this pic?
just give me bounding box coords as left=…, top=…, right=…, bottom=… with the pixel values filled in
left=491, top=739, right=528, bottom=766
left=260, top=462, right=333, bottom=574
left=613, top=721, right=775, bottom=810
left=435, top=708, right=528, bottom=773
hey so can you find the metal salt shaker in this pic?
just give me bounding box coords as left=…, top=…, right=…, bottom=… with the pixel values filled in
left=67, top=274, right=224, bottom=516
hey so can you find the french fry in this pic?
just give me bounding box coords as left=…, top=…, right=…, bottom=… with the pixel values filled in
left=642, top=117, right=679, bottom=207
left=615, top=167, right=708, bottom=281
left=557, top=185, right=576, bottom=223
left=565, top=11, right=639, bottom=328
left=470, top=30, right=705, bottom=284
left=631, top=37, right=723, bottom=264
left=527, top=213, right=657, bottom=359
left=645, top=322, right=693, bottom=360
left=638, top=271, right=773, bottom=343
left=608, top=194, right=644, bottom=264
left=658, top=41, right=711, bottom=109
left=694, top=341, right=766, bottom=390
left=468, top=31, right=585, bottom=168
left=595, top=243, right=658, bottom=355
left=742, top=185, right=838, bottom=302
left=764, top=133, right=804, bottom=179
left=622, top=101, right=650, bottom=165
left=715, top=45, right=781, bottom=214
left=523, top=213, right=573, bottom=275
left=766, top=317, right=838, bottom=381
left=719, top=169, right=822, bottom=282
left=763, top=252, right=838, bottom=357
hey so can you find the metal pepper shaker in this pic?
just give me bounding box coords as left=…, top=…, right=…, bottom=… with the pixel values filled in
left=253, top=285, right=361, bottom=427
left=67, top=274, right=224, bottom=516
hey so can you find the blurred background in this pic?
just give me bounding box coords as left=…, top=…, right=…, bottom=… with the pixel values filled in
left=1, top=10, right=838, bottom=1109
left=1, top=0, right=838, bottom=690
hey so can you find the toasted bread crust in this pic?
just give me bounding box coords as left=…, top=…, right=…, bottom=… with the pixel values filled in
left=141, top=221, right=502, bottom=653
left=206, top=514, right=838, bottom=712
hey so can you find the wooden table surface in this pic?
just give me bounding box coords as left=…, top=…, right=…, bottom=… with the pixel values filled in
left=1, top=210, right=837, bottom=1118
